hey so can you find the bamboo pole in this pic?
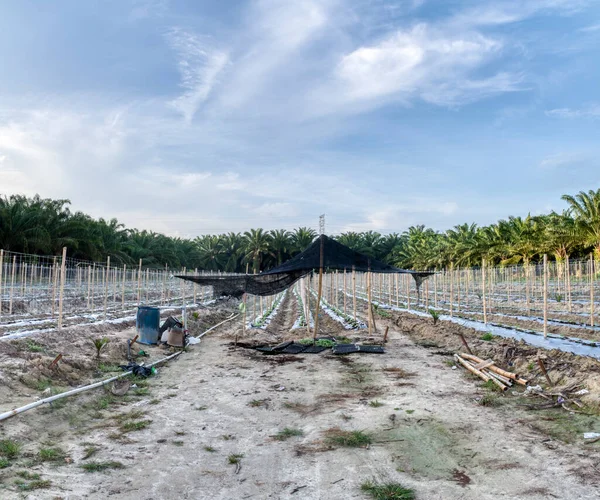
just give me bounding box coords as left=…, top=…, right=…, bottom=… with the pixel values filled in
left=434, top=272, right=437, bottom=308
left=388, top=273, right=392, bottom=307
left=367, top=271, right=372, bottom=336
left=352, top=267, right=357, bottom=321
left=193, top=268, right=198, bottom=304
left=9, top=256, right=16, bottom=315
left=57, top=247, right=67, bottom=329
left=406, top=274, right=410, bottom=310
left=395, top=273, right=399, bottom=307
left=137, top=258, right=142, bottom=305
left=482, top=259, right=487, bottom=324
left=0, top=249, right=3, bottom=320
left=543, top=254, right=548, bottom=337
left=590, top=253, right=595, bottom=327
left=87, top=265, right=92, bottom=310
left=449, top=263, right=454, bottom=317
left=566, top=254, right=572, bottom=313
left=122, top=264, right=126, bottom=310
left=91, top=263, right=96, bottom=313
left=343, top=269, right=347, bottom=314
left=103, top=256, right=110, bottom=320
left=313, top=236, right=325, bottom=340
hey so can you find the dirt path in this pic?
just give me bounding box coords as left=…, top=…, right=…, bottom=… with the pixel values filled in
left=2, top=315, right=599, bottom=499
left=265, top=291, right=296, bottom=335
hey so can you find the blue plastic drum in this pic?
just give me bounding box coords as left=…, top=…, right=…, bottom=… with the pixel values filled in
left=136, top=306, right=160, bottom=345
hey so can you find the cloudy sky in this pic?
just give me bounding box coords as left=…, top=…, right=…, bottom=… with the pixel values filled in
left=0, top=0, right=599, bottom=237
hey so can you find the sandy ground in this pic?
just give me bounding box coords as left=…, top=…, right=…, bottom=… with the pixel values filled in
left=1, top=294, right=600, bottom=499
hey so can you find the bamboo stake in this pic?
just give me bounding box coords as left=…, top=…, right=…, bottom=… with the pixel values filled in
left=367, top=271, right=372, bottom=336
left=543, top=254, right=548, bottom=338
left=388, top=273, right=392, bottom=307
left=91, top=263, right=95, bottom=313
left=103, top=256, right=110, bottom=320
left=406, top=274, right=411, bottom=310
left=566, top=254, right=572, bottom=313
left=193, top=268, right=198, bottom=304
left=590, top=253, right=595, bottom=327
left=482, top=258, right=487, bottom=324
left=454, top=354, right=490, bottom=382
left=122, top=264, right=126, bottom=310
left=0, top=249, right=3, bottom=321
left=57, top=247, right=67, bottom=329
left=425, top=279, right=429, bottom=309
left=352, top=267, right=357, bottom=321
left=537, top=358, right=553, bottom=387
left=313, top=236, right=325, bottom=340
left=449, top=263, right=454, bottom=318
left=434, top=272, right=437, bottom=308
left=9, top=256, right=16, bottom=315
left=343, top=269, right=347, bottom=314
left=395, top=273, right=399, bottom=307
left=460, top=353, right=521, bottom=381
left=137, top=259, right=142, bottom=305
left=87, top=265, right=92, bottom=310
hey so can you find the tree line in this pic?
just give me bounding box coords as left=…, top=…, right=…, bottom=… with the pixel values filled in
left=1, top=189, right=599, bottom=271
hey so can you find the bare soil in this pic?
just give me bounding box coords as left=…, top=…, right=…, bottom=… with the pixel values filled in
left=0, top=299, right=599, bottom=499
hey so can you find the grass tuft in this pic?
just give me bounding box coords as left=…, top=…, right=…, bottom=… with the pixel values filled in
left=0, top=439, right=21, bottom=459
left=324, top=428, right=372, bottom=448
left=228, top=453, right=244, bottom=464
left=39, top=447, right=66, bottom=462
left=120, top=420, right=152, bottom=432
left=203, top=446, right=216, bottom=452
left=369, top=400, right=384, bottom=408
left=480, top=332, right=494, bottom=341
left=273, top=428, right=304, bottom=441
left=15, top=479, right=52, bottom=491
left=360, top=479, right=415, bottom=500
left=80, top=461, right=124, bottom=472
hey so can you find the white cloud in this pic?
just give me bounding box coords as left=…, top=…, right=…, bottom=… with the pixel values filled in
left=539, top=152, right=585, bottom=168
left=546, top=104, right=600, bottom=118
left=166, top=28, right=229, bottom=123
left=332, top=24, right=521, bottom=107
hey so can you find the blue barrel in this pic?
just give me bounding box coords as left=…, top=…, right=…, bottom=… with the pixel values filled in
left=136, top=306, right=160, bottom=345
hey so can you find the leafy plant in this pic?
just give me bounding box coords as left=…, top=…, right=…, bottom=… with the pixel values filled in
left=91, top=337, right=110, bottom=358
left=480, top=332, right=494, bottom=341
left=555, top=293, right=563, bottom=303
left=429, top=309, right=440, bottom=325
left=369, top=400, right=384, bottom=408
left=39, top=447, right=66, bottom=462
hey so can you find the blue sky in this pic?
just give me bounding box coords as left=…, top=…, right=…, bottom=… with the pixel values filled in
left=0, top=0, right=599, bottom=237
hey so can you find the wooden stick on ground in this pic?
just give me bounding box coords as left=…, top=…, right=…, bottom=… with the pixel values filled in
left=454, top=354, right=490, bottom=382
left=460, top=353, right=521, bottom=381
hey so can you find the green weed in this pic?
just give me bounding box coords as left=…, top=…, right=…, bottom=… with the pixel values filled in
left=324, top=428, right=372, bottom=448
left=0, top=439, right=21, bottom=459
left=272, top=428, right=304, bottom=441
left=80, top=461, right=124, bottom=472
left=480, top=333, right=494, bottom=341
left=228, top=453, right=244, bottom=464
left=360, top=479, right=415, bottom=500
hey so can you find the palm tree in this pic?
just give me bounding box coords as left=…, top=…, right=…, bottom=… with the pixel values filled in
left=268, top=229, right=292, bottom=266
left=243, top=229, right=271, bottom=273
left=291, top=227, right=316, bottom=254
left=562, top=189, right=600, bottom=258
left=195, top=235, right=225, bottom=271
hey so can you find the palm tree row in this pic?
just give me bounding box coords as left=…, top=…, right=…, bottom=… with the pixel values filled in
left=1, top=189, right=600, bottom=271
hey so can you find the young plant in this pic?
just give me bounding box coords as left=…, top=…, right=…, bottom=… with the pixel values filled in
left=360, top=480, right=415, bottom=500
left=480, top=332, right=494, bottom=341
left=91, top=337, right=110, bottom=358
left=0, top=439, right=21, bottom=459
left=272, top=428, right=304, bottom=441
left=429, top=309, right=440, bottom=325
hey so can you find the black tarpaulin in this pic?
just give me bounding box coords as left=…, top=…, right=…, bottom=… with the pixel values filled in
left=176, top=235, right=433, bottom=297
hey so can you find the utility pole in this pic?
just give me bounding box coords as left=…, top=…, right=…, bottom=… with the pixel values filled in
left=319, top=214, right=325, bottom=235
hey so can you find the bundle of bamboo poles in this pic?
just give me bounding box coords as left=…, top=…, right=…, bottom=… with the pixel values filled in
left=454, top=353, right=528, bottom=391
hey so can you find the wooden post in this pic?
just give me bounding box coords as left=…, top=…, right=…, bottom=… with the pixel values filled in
left=9, top=256, right=16, bottom=315
left=0, top=249, right=3, bottom=321
left=137, top=258, right=142, bottom=305
left=313, top=236, right=325, bottom=340
left=406, top=274, right=410, bottom=310
left=425, top=279, right=429, bottom=309
left=388, top=273, right=392, bottom=307
left=87, top=265, right=92, bottom=310
left=395, top=273, right=399, bottom=307
left=543, top=254, right=548, bottom=338
left=590, top=253, right=595, bottom=328
left=352, top=267, right=357, bottom=321
left=122, top=264, right=126, bottom=310
left=367, top=271, right=372, bottom=335
left=383, top=326, right=389, bottom=343
left=57, top=247, right=67, bottom=329
left=91, top=263, right=96, bottom=313
left=193, top=268, right=198, bottom=304
left=104, top=256, right=110, bottom=320
left=482, top=258, right=487, bottom=324
left=434, top=272, right=438, bottom=308
left=566, top=254, right=572, bottom=313
left=537, top=358, right=553, bottom=387
left=449, top=263, right=454, bottom=318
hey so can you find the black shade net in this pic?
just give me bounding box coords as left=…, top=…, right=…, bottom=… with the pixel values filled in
left=176, top=235, right=433, bottom=297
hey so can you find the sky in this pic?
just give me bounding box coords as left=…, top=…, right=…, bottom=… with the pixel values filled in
left=0, top=0, right=599, bottom=237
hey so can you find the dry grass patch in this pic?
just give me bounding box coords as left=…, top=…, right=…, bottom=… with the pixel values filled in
left=382, top=367, right=416, bottom=379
